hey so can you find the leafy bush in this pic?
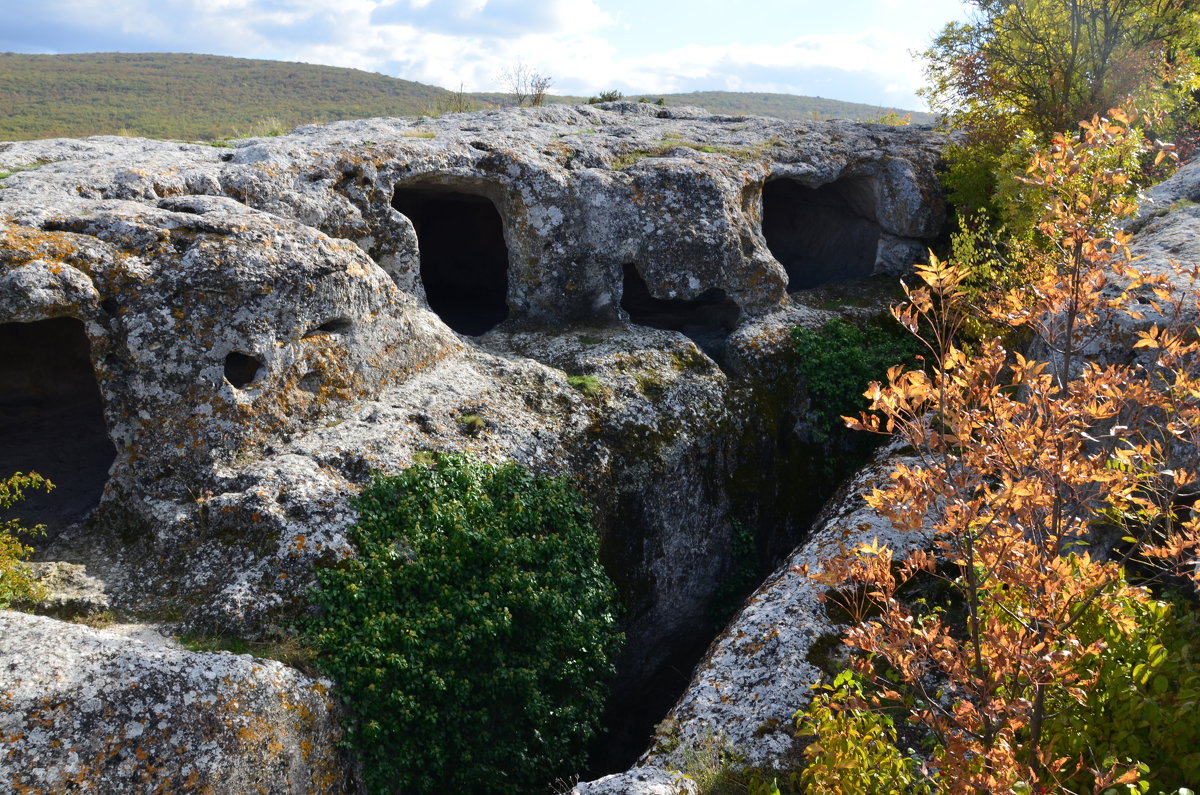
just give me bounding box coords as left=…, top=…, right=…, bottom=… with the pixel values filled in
left=587, top=90, right=623, bottom=104
left=0, top=472, right=52, bottom=608
left=796, top=669, right=934, bottom=795
left=791, top=316, right=923, bottom=446
left=1035, top=578, right=1200, bottom=792
left=805, top=571, right=1200, bottom=795
left=306, top=454, right=623, bottom=795
left=811, top=111, right=1200, bottom=792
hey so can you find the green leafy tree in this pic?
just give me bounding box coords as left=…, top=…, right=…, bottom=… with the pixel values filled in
left=923, top=0, right=1199, bottom=231
left=922, top=0, right=1199, bottom=144
left=0, top=472, right=51, bottom=608
left=306, top=454, right=623, bottom=795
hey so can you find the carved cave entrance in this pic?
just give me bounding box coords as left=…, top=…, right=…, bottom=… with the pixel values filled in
left=393, top=186, right=510, bottom=336
left=621, top=264, right=740, bottom=359
left=761, top=176, right=882, bottom=291
left=0, top=317, right=116, bottom=539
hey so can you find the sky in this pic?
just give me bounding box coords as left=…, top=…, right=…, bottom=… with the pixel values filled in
left=0, top=0, right=973, bottom=110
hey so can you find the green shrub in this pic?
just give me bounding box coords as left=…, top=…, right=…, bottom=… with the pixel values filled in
left=587, top=90, right=623, bottom=104
left=0, top=472, right=52, bottom=608
left=306, top=454, right=623, bottom=795
left=1029, top=576, right=1200, bottom=792
left=791, top=315, right=923, bottom=446
left=795, top=669, right=935, bottom=795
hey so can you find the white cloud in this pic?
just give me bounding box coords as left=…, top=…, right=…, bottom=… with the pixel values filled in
left=370, top=0, right=610, bottom=37
left=536, top=29, right=929, bottom=107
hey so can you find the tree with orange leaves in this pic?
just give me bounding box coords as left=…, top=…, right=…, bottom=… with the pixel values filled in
left=804, top=108, right=1200, bottom=794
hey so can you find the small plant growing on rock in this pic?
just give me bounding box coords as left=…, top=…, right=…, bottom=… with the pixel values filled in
left=567, top=374, right=606, bottom=399
left=0, top=472, right=52, bottom=608
left=306, top=454, right=622, bottom=795
left=796, top=669, right=933, bottom=795
left=456, top=413, right=487, bottom=436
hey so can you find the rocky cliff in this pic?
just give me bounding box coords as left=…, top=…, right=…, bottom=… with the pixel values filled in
left=0, top=102, right=950, bottom=791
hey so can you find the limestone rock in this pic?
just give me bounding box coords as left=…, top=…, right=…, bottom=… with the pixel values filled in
left=0, top=105, right=948, bottom=645
left=572, top=153, right=1200, bottom=789
left=1137, top=157, right=1200, bottom=219
left=636, top=443, right=933, bottom=771
left=23, top=561, right=110, bottom=619
left=0, top=611, right=349, bottom=794
left=570, top=766, right=697, bottom=795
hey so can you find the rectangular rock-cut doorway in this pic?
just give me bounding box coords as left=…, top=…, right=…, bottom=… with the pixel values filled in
left=761, top=176, right=882, bottom=291
left=392, top=185, right=510, bottom=336
left=0, top=317, right=115, bottom=539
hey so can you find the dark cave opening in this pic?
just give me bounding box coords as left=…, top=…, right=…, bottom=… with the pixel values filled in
left=0, top=317, right=116, bottom=540
left=223, top=352, right=264, bottom=389
left=589, top=627, right=716, bottom=777
left=761, top=176, right=882, bottom=291
left=621, top=263, right=740, bottom=359
left=393, top=186, right=510, bottom=336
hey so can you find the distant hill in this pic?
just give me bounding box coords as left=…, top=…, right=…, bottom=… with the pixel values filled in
left=467, top=90, right=932, bottom=125
left=625, top=91, right=933, bottom=125
left=0, top=52, right=932, bottom=142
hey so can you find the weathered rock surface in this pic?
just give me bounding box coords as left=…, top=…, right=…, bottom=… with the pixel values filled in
left=0, top=103, right=946, bottom=640
left=23, top=561, right=110, bottom=619
left=1137, top=157, right=1200, bottom=217
left=571, top=766, right=696, bottom=795
left=0, top=611, right=348, bottom=794
left=0, top=103, right=951, bottom=787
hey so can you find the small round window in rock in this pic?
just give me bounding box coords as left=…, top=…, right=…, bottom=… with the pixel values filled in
left=224, top=352, right=264, bottom=389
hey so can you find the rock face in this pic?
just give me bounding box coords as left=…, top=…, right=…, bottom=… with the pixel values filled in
left=571, top=766, right=696, bottom=795
left=0, top=103, right=949, bottom=787
left=23, top=561, right=110, bottom=619
left=0, top=611, right=348, bottom=794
